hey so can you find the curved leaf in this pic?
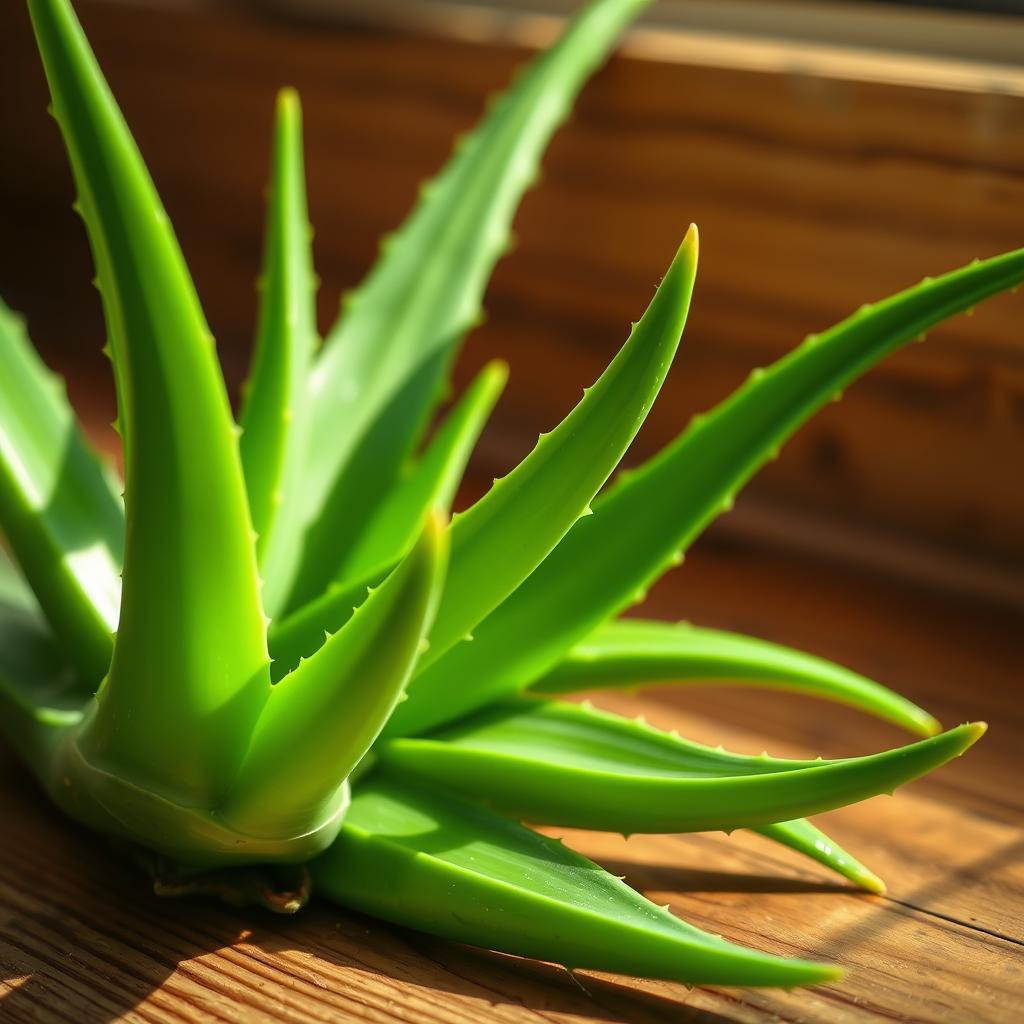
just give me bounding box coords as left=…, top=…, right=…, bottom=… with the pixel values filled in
left=223, top=516, right=448, bottom=838
left=277, top=0, right=653, bottom=614
left=531, top=618, right=940, bottom=737
left=394, top=246, right=1024, bottom=736
left=312, top=775, right=839, bottom=987
left=756, top=819, right=885, bottom=894
left=335, top=359, right=507, bottom=590
left=379, top=698, right=985, bottom=833
left=0, top=298, right=122, bottom=686
left=267, top=362, right=505, bottom=679
left=29, top=0, right=270, bottom=802
left=420, top=227, right=697, bottom=668
left=0, top=550, right=83, bottom=776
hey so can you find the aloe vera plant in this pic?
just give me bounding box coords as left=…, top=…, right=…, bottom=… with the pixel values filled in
left=1, top=0, right=1016, bottom=990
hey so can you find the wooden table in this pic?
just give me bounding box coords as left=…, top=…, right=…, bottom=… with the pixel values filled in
left=1, top=2, right=1022, bottom=1019
left=2, top=534, right=1020, bottom=1023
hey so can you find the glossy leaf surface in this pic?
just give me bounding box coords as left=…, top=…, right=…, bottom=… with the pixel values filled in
left=267, top=363, right=505, bottom=678
left=756, top=818, right=886, bottom=894
left=421, top=227, right=697, bottom=668
left=335, top=359, right=507, bottom=590
left=381, top=699, right=985, bottom=833
left=29, top=0, right=270, bottom=802
left=0, top=298, right=122, bottom=686
left=0, top=551, right=83, bottom=774
left=225, top=518, right=448, bottom=837
left=312, top=775, right=839, bottom=987
left=395, top=248, right=1024, bottom=736
left=278, top=0, right=652, bottom=614
left=531, top=618, right=940, bottom=737
left=240, top=88, right=318, bottom=580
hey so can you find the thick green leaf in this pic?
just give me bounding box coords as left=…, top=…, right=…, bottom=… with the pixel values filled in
left=531, top=618, right=940, bottom=737
left=267, top=362, right=505, bottom=679
left=381, top=228, right=697, bottom=728
left=223, top=517, right=448, bottom=838
left=312, top=775, right=839, bottom=987
left=335, top=359, right=507, bottom=590
left=380, top=698, right=984, bottom=833
left=0, top=550, right=83, bottom=775
left=0, top=298, right=122, bottom=686
left=239, top=88, right=318, bottom=580
left=275, top=0, right=653, bottom=615
left=394, top=247, right=1024, bottom=736
left=756, top=819, right=885, bottom=894
left=267, top=573, right=378, bottom=684
left=29, top=0, right=270, bottom=803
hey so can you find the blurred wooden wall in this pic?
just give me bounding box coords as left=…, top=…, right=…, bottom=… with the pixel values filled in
left=1, top=0, right=1022, bottom=602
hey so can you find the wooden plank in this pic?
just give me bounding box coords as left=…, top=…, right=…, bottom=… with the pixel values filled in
left=1, top=694, right=1020, bottom=1023
left=1, top=529, right=1021, bottom=1022
left=0, top=2, right=1020, bottom=1020
left=1, top=0, right=1022, bottom=574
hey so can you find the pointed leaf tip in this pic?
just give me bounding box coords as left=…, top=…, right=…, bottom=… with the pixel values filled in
left=383, top=701, right=991, bottom=835
left=681, top=222, right=698, bottom=259
left=277, top=85, right=300, bottom=112
left=223, top=519, right=448, bottom=838
left=395, top=229, right=698, bottom=708
left=532, top=619, right=941, bottom=738
left=314, top=775, right=842, bottom=988
left=30, top=0, right=270, bottom=799
left=277, top=0, right=656, bottom=612
left=960, top=721, right=987, bottom=748
left=395, top=246, right=1024, bottom=737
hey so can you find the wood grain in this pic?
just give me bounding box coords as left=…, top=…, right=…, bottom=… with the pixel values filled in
left=1, top=532, right=1021, bottom=1024
left=0, top=2, right=1021, bottom=1021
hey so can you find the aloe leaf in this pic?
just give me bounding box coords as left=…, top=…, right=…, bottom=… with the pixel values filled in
left=266, top=363, right=504, bottom=679
left=394, top=227, right=696, bottom=689
left=335, top=359, right=507, bottom=590
left=0, top=550, right=84, bottom=776
left=266, top=573, right=379, bottom=684
left=276, top=0, right=653, bottom=615
left=379, top=698, right=985, bottom=834
left=223, top=516, right=448, bottom=838
left=312, top=775, right=839, bottom=987
left=239, top=88, right=318, bottom=578
left=756, top=819, right=885, bottom=894
left=531, top=618, right=940, bottom=737
left=0, top=298, right=122, bottom=686
left=29, top=0, right=271, bottom=802
left=395, top=247, right=1024, bottom=736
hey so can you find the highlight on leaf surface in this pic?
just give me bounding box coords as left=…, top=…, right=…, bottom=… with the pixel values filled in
left=0, top=0, right=1016, bottom=995
left=531, top=618, right=942, bottom=737
left=380, top=699, right=984, bottom=833
left=391, top=244, right=1024, bottom=737
left=313, top=776, right=842, bottom=988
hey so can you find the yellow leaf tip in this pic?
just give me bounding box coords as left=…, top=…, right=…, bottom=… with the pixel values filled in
left=964, top=721, right=988, bottom=744
left=860, top=872, right=887, bottom=894
left=277, top=86, right=301, bottom=111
